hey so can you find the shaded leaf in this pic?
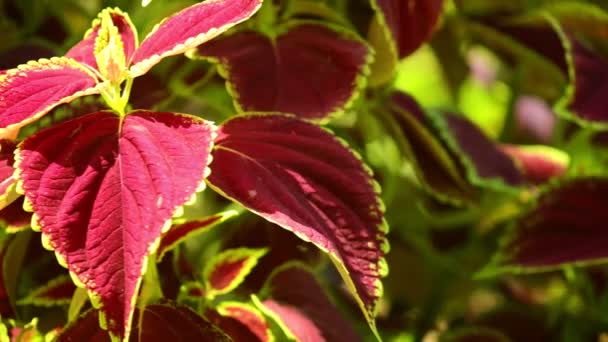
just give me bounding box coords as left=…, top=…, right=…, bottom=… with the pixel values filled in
left=439, top=326, right=510, bottom=342
left=130, top=0, right=262, bottom=77
left=482, top=177, right=608, bottom=275
left=500, top=145, right=569, bottom=184
left=17, top=274, right=75, bottom=306
left=57, top=304, right=232, bottom=342
left=0, top=197, right=33, bottom=233
left=207, top=114, right=388, bottom=328
left=207, top=302, right=273, bottom=342
left=0, top=57, right=100, bottom=140
left=204, top=248, right=267, bottom=298
left=193, top=23, right=371, bottom=120
left=17, top=111, right=215, bottom=340
left=254, top=263, right=361, bottom=342
left=0, top=140, right=19, bottom=209
left=66, top=8, right=138, bottom=72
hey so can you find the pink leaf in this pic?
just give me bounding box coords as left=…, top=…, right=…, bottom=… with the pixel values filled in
left=372, top=0, right=444, bottom=58
left=194, top=24, right=371, bottom=120
left=157, top=211, right=237, bottom=261
left=204, top=247, right=267, bottom=298
left=17, top=110, right=215, bottom=340
left=207, top=302, right=273, bottom=342
left=66, top=8, right=138, bottom=71
left=500, top=145, right=569, bottom=184
left=254, top=264, right=360, bottom=342
left=207, top=114, right=388, bottom=328
left=130, top=0, right=262, bottom=77
left=0, top=57, right=100, bottom=139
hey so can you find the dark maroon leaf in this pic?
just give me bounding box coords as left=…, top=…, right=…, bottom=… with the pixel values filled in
left=483, top=178, right=608, bottom=274
left=193, top=24, right=371, bottom=120
left=18, top=274, right=76, bottom=306
left=207, top=114, right=388, bottom=327
left=0, top=197, right=33, bottom=233
left=255, top=264, right=361, bottom=342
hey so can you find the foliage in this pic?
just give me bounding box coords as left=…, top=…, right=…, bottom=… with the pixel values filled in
left=1, top=0, right=608, bottom=341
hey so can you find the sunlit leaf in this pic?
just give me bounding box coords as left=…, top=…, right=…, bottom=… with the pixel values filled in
left=253, top=263, right=360, bottom=342
left=0, top=57, right=100, bottom=140
left=193, top=23, right=372, bottom=120
left=207, top=114, right=388, bottom=331
left=204, top=247, right=267, bottom=298
left=481, top=177, right=608, bottom=275
left=66, top=8, right=138, bottom=72
left=130, top=0, right=263, bottom=77
left=17, top=274, right=75, bottom=306
left=157, top=211, right=238, bottom=262
left=17, top=111, right=215, bottom=340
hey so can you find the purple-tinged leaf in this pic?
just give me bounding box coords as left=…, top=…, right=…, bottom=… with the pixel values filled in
left=207, top=114, right=388, bottom=329
left=204, top=248, right=267, bottom=298
left=130, top=0, right=263, bottom=77
left=57, top=304, right=232, bottom=342
left=17, top=274, right=75, bottom=306
left=500, top=145, right=569, bottom=184
left=371, top=0, right=443, bottom=58
left=0, top=197, right=32, bottom=233
left=387, top=92, right=479, bottom=205
left=207, top=302, right=273, bottom=342
left=481, top=177, right=608, bottom=275
left=0, top=57, right=100, bottom=139
left=193, top=24, right=372, bottom=120
left=66, top=8, right=138, bottom=71
left=561, top=38, right=608, bottom=125
left=0, top=140, right=19, bottom=209
left=17, top=110, right=215, bottom=340
left=254, top=263, right=361, bottom=342
left=428, top=111, right=524, bottom=189
left=157, top=211, right=238, bottom=261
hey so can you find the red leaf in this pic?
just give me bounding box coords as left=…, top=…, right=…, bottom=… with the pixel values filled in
left=0, top=197, right=32, bottom=233
left=483, top=178, right=608, bottom=274
left=204, top=248, right=267, bottom=298
left=66, top=8, right=138, bottom=71
left=18, top=274, right=76, bottom=306
left=254, top=264, right=360, bottom=342
left=207, top=302, right=273, bottom=342
left=157, top=211, right=237, bottom=261
left=500, top=145, right=568, bottom=184
left=207, top=114, right=388, bottom=328
left=372, top=0, right=444, bottom=58
left=0, top=57, right=100, bottom=139
left=57, top=304, right=232, bottom=341
left=17, top=111, right=215, bottom=340
left=130, top=0, right=262, bottom=77
left=194, top=24, right=371, bottom=120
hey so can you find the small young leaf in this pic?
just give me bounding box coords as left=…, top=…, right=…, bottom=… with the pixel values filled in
left=157, top=211, right=238, bottom=262
left=204, top=247, right=268, bottom=298
left=130, top=0, right=263, bottom=77
left=482, top=177, right=608, bottom=275
left=207, top=302, right=273, bottom=342
left=207, top=114, right=388, bottom=331
left=17, top=111, right=215, bottom=340
left=0, top=57, right=100, bottom=139
left=253, top=263, right=360, bottom=342
left=193, top=23, right=372, bottom=120
left=17, top=274, right=76, bottom=307
left=66, top=8, right=138, bottom=72
left=500, top=145, right=569, bottom=184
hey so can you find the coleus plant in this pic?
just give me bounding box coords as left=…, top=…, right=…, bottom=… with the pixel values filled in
left=0, top=0, right=389, bottom=340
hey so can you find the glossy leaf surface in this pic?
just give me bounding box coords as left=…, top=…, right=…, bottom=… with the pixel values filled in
left=130, top=0, right=263, bottom=77
left=194, top=24, right=371, bottom=120
left=208, top=114, right=388, bottom=326
left=17, top=111, right=215, bottom=339
left=0, top=57, right=100, bottom=139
